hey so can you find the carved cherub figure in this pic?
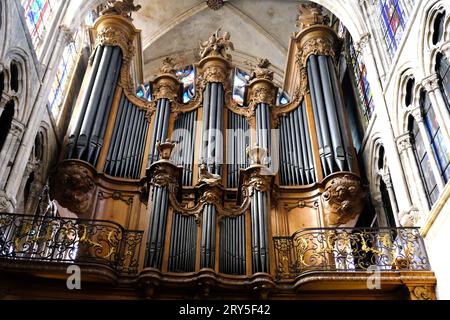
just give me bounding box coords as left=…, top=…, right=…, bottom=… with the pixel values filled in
left=101, top=0, right=142, bottom=19
left=199, top=28, right=234, bottom=60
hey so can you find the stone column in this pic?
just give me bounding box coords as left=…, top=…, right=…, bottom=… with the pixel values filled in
left=380, top=170, right=400, bottom=226
left=410, top=107, right=445, bottom=190
left=0, top=121, right=24, bottom=190
left=396, top=133, right=429, bottom=213
left=421, top=74, right=450, bottom=143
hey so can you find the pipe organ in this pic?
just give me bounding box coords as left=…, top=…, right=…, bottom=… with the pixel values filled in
left=49, top=2, right=369, bottom=296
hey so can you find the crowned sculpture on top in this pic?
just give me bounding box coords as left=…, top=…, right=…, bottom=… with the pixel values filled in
left=249, top=58, right=274, bottom=81
left=296, top=3, right=330, bottom=29
left=199, top=28, right=234, bottom=60
left=101, top=0, right=142, bottom=20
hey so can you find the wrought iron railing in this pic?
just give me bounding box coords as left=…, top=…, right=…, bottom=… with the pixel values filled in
left=273, top=227, right=431, bottom=279
left=0, top=213, right=143, bottom=275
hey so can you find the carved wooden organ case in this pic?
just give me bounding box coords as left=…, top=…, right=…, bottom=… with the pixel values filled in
left=51, top=8, right=367, bottom=280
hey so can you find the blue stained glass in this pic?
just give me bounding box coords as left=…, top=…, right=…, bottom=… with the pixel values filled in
left=379, top=0, right=407, bottom=58
left=232, top=68, right=250, bottom=105
left=176, top=66, right=195, bottom=103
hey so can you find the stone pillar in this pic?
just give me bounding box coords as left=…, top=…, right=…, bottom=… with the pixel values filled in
left=380, top=170, right=400, bottom=226
left=0, top=121, right=24, bottom=191
left=396, top=133, right=429, bottom=214
left=421, top=74, right=450, bottom=143
left=410, top=107, right=445, bottom=190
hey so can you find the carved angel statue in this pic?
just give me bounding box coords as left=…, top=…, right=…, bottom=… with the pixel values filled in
left=159, top=57, right=181, bottom=74
left=198, top=163, right=221, bottom=186
left=199, top=28, right=234, bottom=60
left=249, top=57, right=274, bottom=81
left=101, top=0, right=142, bottom=19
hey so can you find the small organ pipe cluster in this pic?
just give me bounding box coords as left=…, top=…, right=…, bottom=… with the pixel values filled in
left=51, top=2, right=367, bottom=292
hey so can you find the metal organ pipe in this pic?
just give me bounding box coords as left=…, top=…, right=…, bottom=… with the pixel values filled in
left=66, top=45, right=104, bottom=158
left=279, top=101, right=316, bottom=186
left=327, top=57, right=354, bottom=172
left=318, top=56, right=346, bottom=171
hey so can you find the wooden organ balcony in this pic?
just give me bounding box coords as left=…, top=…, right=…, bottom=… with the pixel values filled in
left=0, top=3, right=437, bottom=300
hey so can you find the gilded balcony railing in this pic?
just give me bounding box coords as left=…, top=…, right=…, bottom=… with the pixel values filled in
left=273, top=227, right=431, bottom=279
left=0, top=213, right=143, bottom=275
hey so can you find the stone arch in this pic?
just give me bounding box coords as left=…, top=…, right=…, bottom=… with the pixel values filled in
left=418, top=0, right=450, bottom=76
left=392, top=65, right=420, bottom=135
left=3, top=49, right=30, bottom=122
left=17, top=125, right=49, bottom=214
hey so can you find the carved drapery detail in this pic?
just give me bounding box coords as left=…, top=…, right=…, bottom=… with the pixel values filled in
left=96, top=25, right=134, bottom=61
left=247, top=79, right=277, bottom=109
left=297, top=37, right=335, bottom=67
left=49, top=161, right=96, bottom=216
left=321, top=174, right=366, bottom=226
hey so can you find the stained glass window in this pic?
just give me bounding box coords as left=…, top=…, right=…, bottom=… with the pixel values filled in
left=136, top=83, right=152, bottom=102
left=21, top=0, right=61, bottom=49
left=422, top=92, right=450, bottom=182
left=276, top=91, right=290, bottom=106
left=379, top=0, right=406, bottom=57
left=349, top=38, right=374, bottom=125
left=411, top=118, right=439, bottom=207
left=232, top=68, right=250, bottom=105
left=436, top=53, right=450, bottom=109
left=176, top=66, right=195, bottom=103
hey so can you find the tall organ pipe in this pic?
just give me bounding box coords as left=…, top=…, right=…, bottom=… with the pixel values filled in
left=318, top=56, right=346, bottom=171
left=66, top=46, right=123, bottom=165
left=327, top=57, right=354, bottom=172
left=66, top=46, right=104, bottom=158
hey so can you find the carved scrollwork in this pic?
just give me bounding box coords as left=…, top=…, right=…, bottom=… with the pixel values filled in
left=409, top=286, right=436, bottom=300
left=297, top=37, right=335, bottom=67
left=321, top=174, right=366, bottom=226
left=247, top=80, right=277, bottom=109
left=49, top=161, right=96, bottom=216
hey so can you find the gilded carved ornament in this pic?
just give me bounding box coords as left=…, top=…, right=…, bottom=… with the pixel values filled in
left=408, top=286, right=436, bottom=300
left=101, top=0, right=142, bottom=21
left=199, top=28, right=234, bottom=61
left=296, top=3, right=329, bottom=29
left=321, top=174, right=366, bottom=226
left=296, top=37, right=335, bottom=67
left=49, top=161, right=96, bottom=216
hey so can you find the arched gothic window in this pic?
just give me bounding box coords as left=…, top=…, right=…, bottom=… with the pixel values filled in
left=436, top=53, right=450, bottom=108
left=0, top=100, right=14, bottom=153
left=379, top=0, right=407, bottom=57
left=10, top=61, right=20, bottom=93
left=21, top=0, right=61, bottom=49
left=420, top=91, right=450, bottom=182
left=409, top=116, right=439, bottom=207
left=405, top=77, right=414, bottom=107
left=432, top=11, right=445, bottom=45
